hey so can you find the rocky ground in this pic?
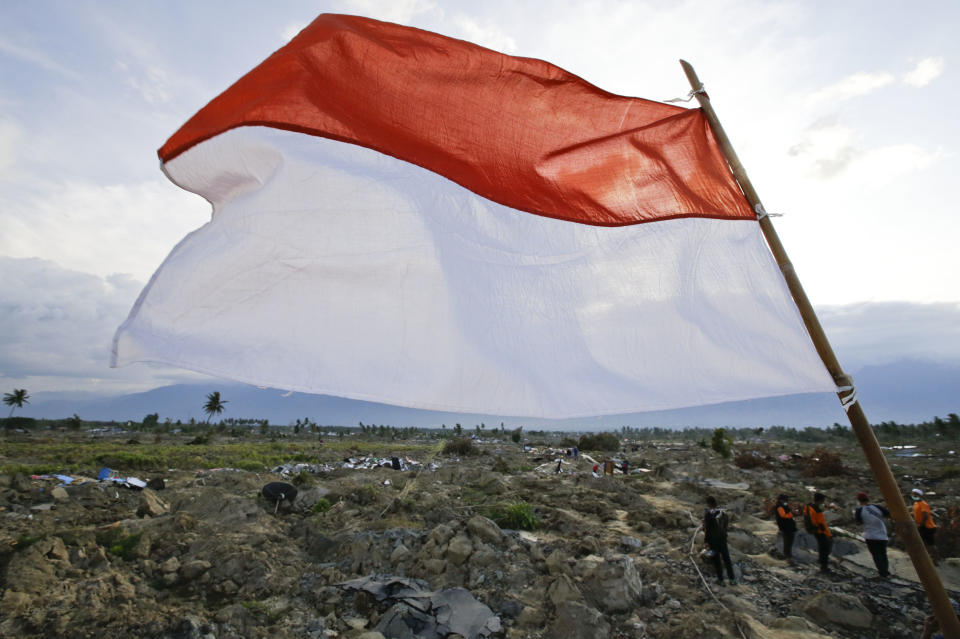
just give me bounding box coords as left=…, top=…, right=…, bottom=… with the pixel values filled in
left=1, top=433, right=958, bottom=639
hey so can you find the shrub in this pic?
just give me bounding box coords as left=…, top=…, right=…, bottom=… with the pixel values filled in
left=492, top=456, right=510, bottom=473
left=711, top=428, right=732, bottom=458
left=803, top=447, right=846, bottom=477
left=578, top=432, right=620, bottom=451
left=351, top=484, right=379, bottom=505
left=107, top=532, right=143, bottom=560
left=734, top=449, right=766, bottom=469
left=291, top=469, right=313, bottom=486
left=311, top=498, right=332, bottom=514
left=2, top=416, right=37, bottom=430
left=187, top=433, right=211, bottom=445
left=487, top=501, right=538, bottom=530
left=13, top=534, right=41, bottom=551
left=443, top=437, right=475, bottom=456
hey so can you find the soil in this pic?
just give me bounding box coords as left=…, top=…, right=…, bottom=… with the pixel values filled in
left=1, top=433, right=958, bottom=638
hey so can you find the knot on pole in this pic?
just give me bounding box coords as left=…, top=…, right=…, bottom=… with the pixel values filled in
left=833, top=373, right=854, bottom=387
left=754, top=204, right=783, bottom=220
left=664, top=85, right=707, bottom=103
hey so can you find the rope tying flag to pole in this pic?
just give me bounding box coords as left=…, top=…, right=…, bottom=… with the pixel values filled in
left=754, top=204, right=784, bottom=219
left=664, top=86, right=708, bottom=103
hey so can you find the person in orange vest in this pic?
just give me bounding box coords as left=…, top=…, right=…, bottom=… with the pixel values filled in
left=803, top=492, right=832, bottom=573
left=912, top=488, right=939, bottom=565
left=775, top=494, right=797, bottom=564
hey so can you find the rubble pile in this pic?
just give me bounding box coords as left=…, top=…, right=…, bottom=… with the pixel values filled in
left=0, top=438, right=957, bottom=638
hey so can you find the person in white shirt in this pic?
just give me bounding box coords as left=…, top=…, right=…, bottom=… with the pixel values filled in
left=855, top=491, right=891, bottom=578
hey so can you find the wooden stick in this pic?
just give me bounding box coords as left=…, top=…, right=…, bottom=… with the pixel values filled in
left=685, top=517, right=748, bottom=639
left=677, top=59, right=960, bottom=639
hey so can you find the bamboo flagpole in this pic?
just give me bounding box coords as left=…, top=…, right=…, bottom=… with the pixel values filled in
left=678, top=60, right=960, bottom=639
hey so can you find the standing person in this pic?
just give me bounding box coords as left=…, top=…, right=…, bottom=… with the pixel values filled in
left=912, top=488, right=939, bottom=565
left=775, top=494, right=797, bottom=564
left=803, top=492, right=833, bottom=573
left=704, top=496, right=736, bottom=585
left=855, top=491, right=891, bottom=578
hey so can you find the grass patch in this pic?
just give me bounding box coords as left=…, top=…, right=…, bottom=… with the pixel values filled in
left=13, top=534, right=41, bottom=551
left=291, top=469, right=313, bottom=486
left=107, top=532, right=143, bottom=560
left=351, top=484, right=380, bottom=505
left=486, top=501, right=539, bottom=531
left=3, top=464, right=63, bottom=476
left=0, top=437, right=436, bottom=475
left=310, top=498, right=332, bottom=514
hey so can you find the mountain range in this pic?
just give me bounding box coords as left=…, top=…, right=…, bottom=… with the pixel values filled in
left=13, top=359, right=958, bottom=431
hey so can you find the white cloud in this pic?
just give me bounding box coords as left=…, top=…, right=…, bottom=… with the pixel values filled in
left=0, top=179, right=209, bottom=282
left=807, top=71, right=895, bottom=104
left=342, top=0, right=441, bottom=25
left=0, top=117, right=22, bottom=172
left=0, top=257, right=207, bottom=393
left=903, top=56, right=945, bottom=87
left=281, top=21, right=308, bottom=42
left=121, top=62, right=172, bottom=104
left=0, top=36, right=82, bottom=81
left=845, top=143, right=948, bottom=182
left=788, top=120, right=858, bottom=178
left=786, top=119, right=947, bottom=181
left=818, top=302, right=960, bottom=369
left=451, top=15, right=517, bottom=53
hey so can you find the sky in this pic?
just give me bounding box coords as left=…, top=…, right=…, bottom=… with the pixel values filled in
left=1, top=0, right=959, bottom=400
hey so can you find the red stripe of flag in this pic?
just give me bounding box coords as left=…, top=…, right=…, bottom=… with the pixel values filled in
left=159, top=14, right=753, bottom=227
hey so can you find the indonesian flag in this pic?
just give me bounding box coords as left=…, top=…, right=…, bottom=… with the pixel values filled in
left=112, top=14, right=835, bottom=418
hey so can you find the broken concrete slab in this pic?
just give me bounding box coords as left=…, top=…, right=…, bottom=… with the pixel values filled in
left=796, top=590, right=873, bottom=630
left=339, top=575, right=500, bottom=639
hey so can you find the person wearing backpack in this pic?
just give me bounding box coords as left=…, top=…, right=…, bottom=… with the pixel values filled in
left=775, top=494, right=797, bottom=564
left=704, top=495, right=736, bottom=585
left=803, top=492, right=833, bottom=573
left=855, top=491, right=891, bottom=578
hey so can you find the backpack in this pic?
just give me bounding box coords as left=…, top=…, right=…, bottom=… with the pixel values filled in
left=716, top=509, right=729, bottom=537
left=803, top=504, right=817, bottom=533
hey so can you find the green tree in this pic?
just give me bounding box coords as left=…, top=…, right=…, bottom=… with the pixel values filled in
left=142, top=413, right=159, bottom=427
left=711, top=427, right=732, bottom=458
left=578, top=432, right=620, bottom=451
left=203, top=391, right=227, bottom=423
left=3, top=389, right=30, bottom=417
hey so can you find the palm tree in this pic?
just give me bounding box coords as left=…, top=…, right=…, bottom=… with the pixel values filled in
left=3, top=389, right=30, bottom=417
left=203, top=391, right=227, bottom=424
